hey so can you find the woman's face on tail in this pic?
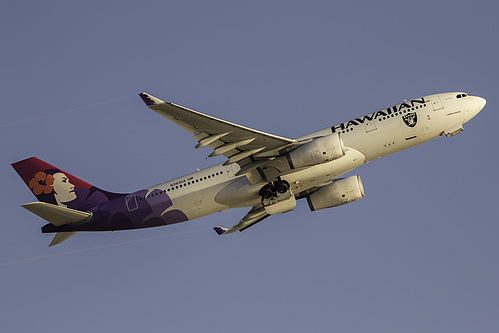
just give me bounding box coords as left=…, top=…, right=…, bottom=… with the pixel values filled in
left=52, top=173, right=76, bottom=203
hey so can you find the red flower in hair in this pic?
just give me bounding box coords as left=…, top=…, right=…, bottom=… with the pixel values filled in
left=29, top=171, right=55, bottom=195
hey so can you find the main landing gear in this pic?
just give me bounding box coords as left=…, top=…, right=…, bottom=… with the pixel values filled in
left=258, top=179, right=296, bottom=215
left=258, top=180, right=290, bottom=199
left=257, top=166, right=295, bottom=214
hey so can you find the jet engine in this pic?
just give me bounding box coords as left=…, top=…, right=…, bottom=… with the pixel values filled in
left=287, top=134, right=345, bottom=169
left=306, top=175, right=364, bottom=211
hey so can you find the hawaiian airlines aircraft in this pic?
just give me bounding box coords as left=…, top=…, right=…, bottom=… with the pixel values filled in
left=12, top=92, right=486, bottom=246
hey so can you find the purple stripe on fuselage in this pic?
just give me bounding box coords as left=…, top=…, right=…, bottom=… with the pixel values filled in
left=42, top=189, right=188, bottom=233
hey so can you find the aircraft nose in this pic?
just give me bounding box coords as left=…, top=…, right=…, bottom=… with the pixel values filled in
left=472, top=96, right=486, bottom=118
left=477, top=96, right=486, bottom=111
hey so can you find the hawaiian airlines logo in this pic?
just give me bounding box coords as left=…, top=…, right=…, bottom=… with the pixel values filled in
left=402, top=112, right=418, bottom=127
left=331, top=97, right=426, bottom=133
left=29, top=170, right=77, bottom=207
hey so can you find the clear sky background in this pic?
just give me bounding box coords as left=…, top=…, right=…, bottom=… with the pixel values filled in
left=1, top=1, right=498, bottom=332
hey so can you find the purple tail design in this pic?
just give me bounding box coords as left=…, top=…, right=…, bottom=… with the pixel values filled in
left=12, top=157, right=189, bottom=246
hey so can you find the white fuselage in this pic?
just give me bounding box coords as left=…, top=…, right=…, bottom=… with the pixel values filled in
left=143, top=92, right=485, bottom=221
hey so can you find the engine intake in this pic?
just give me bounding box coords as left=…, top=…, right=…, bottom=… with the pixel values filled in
left=287, top=134, right=345, bottom=169
left=307, top=175, right=364, bottom=211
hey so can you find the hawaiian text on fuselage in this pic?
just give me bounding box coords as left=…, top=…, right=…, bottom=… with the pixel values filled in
left=331, top=97, right=426, bottom=133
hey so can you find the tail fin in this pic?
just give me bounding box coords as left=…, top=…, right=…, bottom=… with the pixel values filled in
left=12, top=157, right=123, bottom=211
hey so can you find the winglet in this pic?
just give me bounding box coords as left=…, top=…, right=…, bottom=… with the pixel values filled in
left=213, top=226, right=228, bottom=235
left=139, top=92, right=164, bottom=107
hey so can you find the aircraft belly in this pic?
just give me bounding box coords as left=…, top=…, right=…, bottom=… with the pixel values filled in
left=169, top=183, right=231, bottom=220
left=216, top=148, right=368, bottom=209
left=215, top=176, right=261, bottom=208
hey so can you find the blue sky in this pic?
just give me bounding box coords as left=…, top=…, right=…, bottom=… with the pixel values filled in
left=1, top=1, right=498, bottom=332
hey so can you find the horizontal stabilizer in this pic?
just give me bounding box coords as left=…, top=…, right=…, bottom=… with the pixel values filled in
left=49, top=232, right=78, bottom=247
left=21, top=202, right=92, bottom=226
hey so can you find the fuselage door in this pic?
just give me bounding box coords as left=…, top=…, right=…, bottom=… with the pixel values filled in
left=125, top=194, right=138, bottom=211
left=225, top=164, right=235, bottom=178
left=364, top=117, right=377, bottom=133
left=402, top=108, right=429, bottom=138
left=431, top=95, right=444, bottom=111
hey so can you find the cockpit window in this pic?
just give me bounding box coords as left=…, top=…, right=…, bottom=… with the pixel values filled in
left=457, top=93, right=468, bottom=99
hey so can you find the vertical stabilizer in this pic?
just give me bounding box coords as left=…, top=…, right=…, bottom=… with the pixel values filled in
left=12, top=157, right=124, bottom=211
left=12, top=157, right=92, bottom=191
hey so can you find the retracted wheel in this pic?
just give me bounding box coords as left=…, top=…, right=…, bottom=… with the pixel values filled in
left=274, top=180, right=290, bottom=193
left=259, top=185, right=275, bottom=199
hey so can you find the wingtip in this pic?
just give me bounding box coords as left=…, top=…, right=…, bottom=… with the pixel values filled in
left=213, top=226, right=228, bottom=235
left=139, top=92, right=164, bottom=107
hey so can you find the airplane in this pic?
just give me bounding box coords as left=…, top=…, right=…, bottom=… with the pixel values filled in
left=12, top=92, right=486, bottom=246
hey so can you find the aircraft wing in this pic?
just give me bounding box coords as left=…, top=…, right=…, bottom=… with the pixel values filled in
left=139, top=93, right=297, bottom=171
left=213, top=205, right=270, bottom=235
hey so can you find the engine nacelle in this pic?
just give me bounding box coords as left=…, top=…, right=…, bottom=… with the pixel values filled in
left=287, top=134, right=345, bottom=169
left=306, top=175, right=365, bottom=211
